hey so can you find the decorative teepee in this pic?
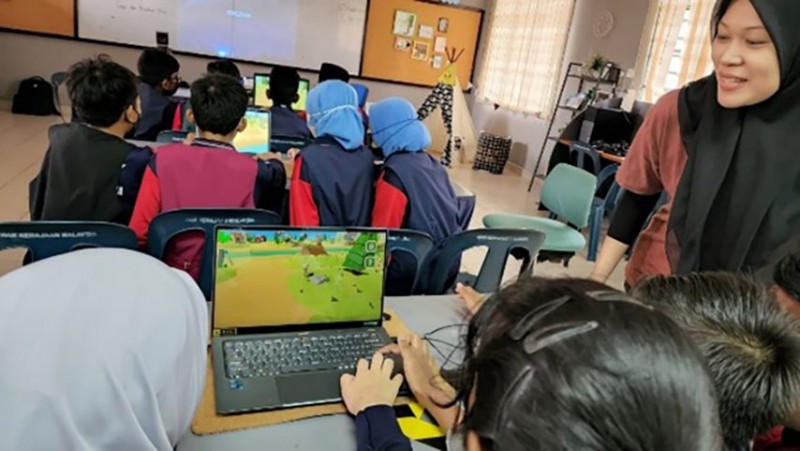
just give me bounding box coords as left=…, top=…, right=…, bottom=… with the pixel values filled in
left=417, top=48, right=478, bottom=167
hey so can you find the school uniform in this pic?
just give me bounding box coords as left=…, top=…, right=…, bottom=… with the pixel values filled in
left=29, top=122, right=152, bottom=224
left=290, top=80, right=373, bottom=227
left=134, top=82, right=179, bottom=141
left=270, top=105, right=312, bottom=138
left=129, top=138, right=286, bottom=279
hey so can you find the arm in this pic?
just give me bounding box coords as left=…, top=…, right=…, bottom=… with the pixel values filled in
left=253, top=159, right=287, bottom=215
left=355, top=406, right=413, bottom=451
left=129, top=165, right=162, bottom=248
left=372, top=170, right=408, bottom=229
left=289, top=155, right=320, bottom=226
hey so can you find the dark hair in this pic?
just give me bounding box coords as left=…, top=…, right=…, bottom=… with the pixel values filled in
left=775, top=251, right=800, bottom=301
left=189, top=74, right=249, bottom=136
left=207, top=59, right=242, bottom=80
left=66, top=56, right=138, bottom=128
left=454, top=277, right=722, bottom=451
left=712, top=0, right=734, bottom=37
left=635, top=272, right=800, bottom=448
left=269, top=65, right=301, bottom=107
left=137, top=48, right=180, bottom=86
left=319, top=62, right=350, bottom=83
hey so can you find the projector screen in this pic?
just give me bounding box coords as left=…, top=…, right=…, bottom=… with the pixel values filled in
left=77, top=0, right=368, bottom=73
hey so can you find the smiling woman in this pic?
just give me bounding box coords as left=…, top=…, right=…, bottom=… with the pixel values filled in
left=590, top=0, right=800, bottom=289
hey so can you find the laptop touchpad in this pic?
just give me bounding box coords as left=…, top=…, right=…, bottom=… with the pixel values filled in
left=276, top=371, right=342, bottom=405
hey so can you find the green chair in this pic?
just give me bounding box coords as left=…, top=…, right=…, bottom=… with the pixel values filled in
left=483, top=164, right=597, bottom=254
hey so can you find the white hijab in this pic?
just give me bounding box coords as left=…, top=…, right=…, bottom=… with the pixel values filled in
left=0, top=249, right=208, bottom=450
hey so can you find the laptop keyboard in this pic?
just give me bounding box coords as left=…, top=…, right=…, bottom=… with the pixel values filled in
left=223, top=330, right=386, bottom=379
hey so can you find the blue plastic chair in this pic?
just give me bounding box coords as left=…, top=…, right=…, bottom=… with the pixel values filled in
left=484, top=164, right=597, bottom=254
left=587, top=165, right=623, bottom=261
left=0, top=222, right=138, bottom=263
left=146, top=209, right=282, bottom=300
left=351, top=83, right=370, bottom=109
left=570, top=140, right=602, bottom=175
left=386, top=229, right=435, bottom=294
left=51, top=71, right=69, bottom=118
left=156, top=130, right=190, bottom=144
left=425, top=229, right=546, bottom=295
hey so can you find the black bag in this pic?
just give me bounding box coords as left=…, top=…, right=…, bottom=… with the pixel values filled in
left=12, top=77, right=57, bottom=116
left=472, top=132, right=512, bottom=175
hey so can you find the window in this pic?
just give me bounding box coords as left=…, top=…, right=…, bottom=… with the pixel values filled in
left=639, top=0, right=716, bottom=102
left=477, top=0, right=576, bottom=116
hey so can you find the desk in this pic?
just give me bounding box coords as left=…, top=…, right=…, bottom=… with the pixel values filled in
left=557, top=139, right=626, bottom=165
left=178, top=296, right=467, bottom=451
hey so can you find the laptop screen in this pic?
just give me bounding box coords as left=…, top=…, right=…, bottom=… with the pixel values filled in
left=212, top=227, right=387, bottom=335
left=233, top=109, right=271, bottom=154
left=253, top=74, right=310, bottom=111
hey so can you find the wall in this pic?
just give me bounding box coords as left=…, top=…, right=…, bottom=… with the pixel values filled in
left=0, top=0, right=488, bottom=107
left=470, top=0, right=651, bottom=175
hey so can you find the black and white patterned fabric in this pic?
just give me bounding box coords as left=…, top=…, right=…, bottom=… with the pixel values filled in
left=417, top=83, right=454, bottom=167
left=472, top=132, right=512, bottom=175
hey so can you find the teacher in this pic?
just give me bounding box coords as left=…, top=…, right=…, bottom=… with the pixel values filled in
left=591, top=0, right=800, bottom=287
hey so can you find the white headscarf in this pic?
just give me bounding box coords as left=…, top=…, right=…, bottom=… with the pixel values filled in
left=0, top=249, right=208, bottom=450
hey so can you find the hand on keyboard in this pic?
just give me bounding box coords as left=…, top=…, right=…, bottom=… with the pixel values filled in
left=340, top=352, right=404, bottom=415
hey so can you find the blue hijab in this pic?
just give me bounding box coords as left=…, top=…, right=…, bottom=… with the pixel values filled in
left=306, top=80, right=364, bottom=150
left=370, top=97, right=432, bottom=158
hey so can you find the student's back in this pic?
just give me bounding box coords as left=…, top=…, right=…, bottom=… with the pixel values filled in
left=268, top=66, right=312, bottom=139
left=30, top=57, right=151, bottom=224
left=134, top=48, right=181, bottom=141
left=290, top=80, right=374, bottom=226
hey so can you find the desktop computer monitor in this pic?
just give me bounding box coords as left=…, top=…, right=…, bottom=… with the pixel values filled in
left=233, top=108, right=271, bottom=154
left=253, top=74, right=310, bottom=112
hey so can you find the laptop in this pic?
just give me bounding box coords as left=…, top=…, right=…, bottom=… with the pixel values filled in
left=210, top=226, right=394, bottom=414
left=233, top=108, right=271, bottom=154
left=253, top=73, right=310, bottom=111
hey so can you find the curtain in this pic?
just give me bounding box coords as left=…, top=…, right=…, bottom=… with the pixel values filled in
left=477, top=0, right=577, bottom=116
left=640, top=0, right=716, bottom=102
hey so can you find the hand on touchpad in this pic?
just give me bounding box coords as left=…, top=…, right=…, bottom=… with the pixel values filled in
left=382, top=352, right=404, bottom=379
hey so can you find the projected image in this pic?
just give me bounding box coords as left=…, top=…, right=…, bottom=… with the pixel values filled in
left=176, top=0, right=298, bottom=62
left=253, top=75, right=310, bottom=111
left=233, top=109, right=271, bottom=154
left=214, top=230, right=386, bottom=329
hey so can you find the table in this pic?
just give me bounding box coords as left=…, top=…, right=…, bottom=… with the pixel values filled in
left=557, top=138, right=626, bottom=165
left=177, top=295, right=468, bottom=451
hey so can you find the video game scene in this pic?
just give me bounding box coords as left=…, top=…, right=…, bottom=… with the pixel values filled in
left=233, top=109, right=271, bottom=154
left=253, top=75, right=310, bottom=111
left=214, top=229, right=386, bottom=329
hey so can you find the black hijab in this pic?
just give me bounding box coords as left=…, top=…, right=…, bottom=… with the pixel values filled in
left=669, top=0, right=800, bottom=276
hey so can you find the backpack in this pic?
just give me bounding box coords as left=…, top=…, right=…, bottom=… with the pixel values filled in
left=12, top=77, right=58, bottom=116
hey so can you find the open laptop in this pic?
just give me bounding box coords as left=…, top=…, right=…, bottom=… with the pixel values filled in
left=253, top=74, right=310, bottom=111
left=211, top=226, right=393, bottom=414
left=233, top=108, right=271, bottom=154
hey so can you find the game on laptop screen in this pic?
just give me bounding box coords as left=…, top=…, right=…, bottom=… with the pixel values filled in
left=213, top=229, right=386, bottom=333
left=253, top=74, right=310, bottom=111
left=233, top=109, right=271, bottom=154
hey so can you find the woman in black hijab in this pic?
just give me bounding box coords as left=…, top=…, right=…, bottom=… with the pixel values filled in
left=590, top=0, right=800, bottom=288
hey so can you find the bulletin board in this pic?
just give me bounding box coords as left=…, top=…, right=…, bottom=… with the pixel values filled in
left=361, top=0, right=483, bottom=88
left=0, top=0, right=75, bottom=37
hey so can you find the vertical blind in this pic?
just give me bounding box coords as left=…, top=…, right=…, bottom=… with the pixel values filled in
left=477, top=0, right=576, bottom=116
left=640, top=0, right=716, bottom=102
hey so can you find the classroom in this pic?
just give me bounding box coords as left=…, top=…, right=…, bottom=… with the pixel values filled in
left=1, top=0, right=799, bottom=449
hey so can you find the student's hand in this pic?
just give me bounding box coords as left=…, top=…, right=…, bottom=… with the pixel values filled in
left=456, top=283, right=486, bottom=315
left=287, top=148, right=300, bottom=160
left=255, top=151, right=283, bottom=161
left=182, top=134, right=196, bottom=146
left=382, top=334, right=439, bottom=399
left=340, top=353, right=404, bottom=416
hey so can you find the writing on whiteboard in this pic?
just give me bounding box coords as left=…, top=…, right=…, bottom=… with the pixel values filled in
left=226, top=9, right=253, bottom=19
left=116, top=3, right=167, bottom=15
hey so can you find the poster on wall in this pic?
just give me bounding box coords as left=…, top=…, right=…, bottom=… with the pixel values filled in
left=393, top=10, right=417, bottom=37
left=411, top=41, right=430, bottom=60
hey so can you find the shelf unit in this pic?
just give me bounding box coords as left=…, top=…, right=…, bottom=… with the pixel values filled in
left=527, top=62, right=620, bottom=191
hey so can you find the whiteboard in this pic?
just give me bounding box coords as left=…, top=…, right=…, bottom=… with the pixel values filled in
left=77, top=0, right=368, bottom=73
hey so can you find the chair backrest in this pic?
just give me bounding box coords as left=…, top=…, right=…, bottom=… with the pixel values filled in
left=595, top=164, right=621, bottom=211
left=569, top=141, right=601, bottom=175
left=51, top=71, right=69, bottom=118
left=146, top=209, right=282, bottom=300
left=541, top=164, right=597, bottom=229
left=351, top=83, right=370, bottom=108
left=426, top=228, right=546, bottom=295
left=271, top=135, right=311, bottom=154
left=156, top=130, right=190, bottom=144
left=0, top=222, right=138, bottom=262
left=387, top=229, right=435, bottom=294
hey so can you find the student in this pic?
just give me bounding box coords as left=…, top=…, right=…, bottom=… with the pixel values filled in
left=134, top=48, right=181, bottom=141
left=130, top=74, right=286, bottom=279
left=634, top=272, right=800, bottom=449
left=29, top=56, right=151, bottom=224
left=0, top=249, right=207, bottom=450
left=591, top=0, right=800, bottom=288
left=773, top=250, right=800, bottom=317
left=290, top=80, right=374, bottom=227
left=341, top=277, right=723, bottom=451
left=268, top=65, right=312, bottom=138
left=207, top=58, right=242, bottom=80
left=175, top=59, right=243, bottom=133
left=319, top=62, right=350, bottom=83
left=370, top=97, right=460, bottom=295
